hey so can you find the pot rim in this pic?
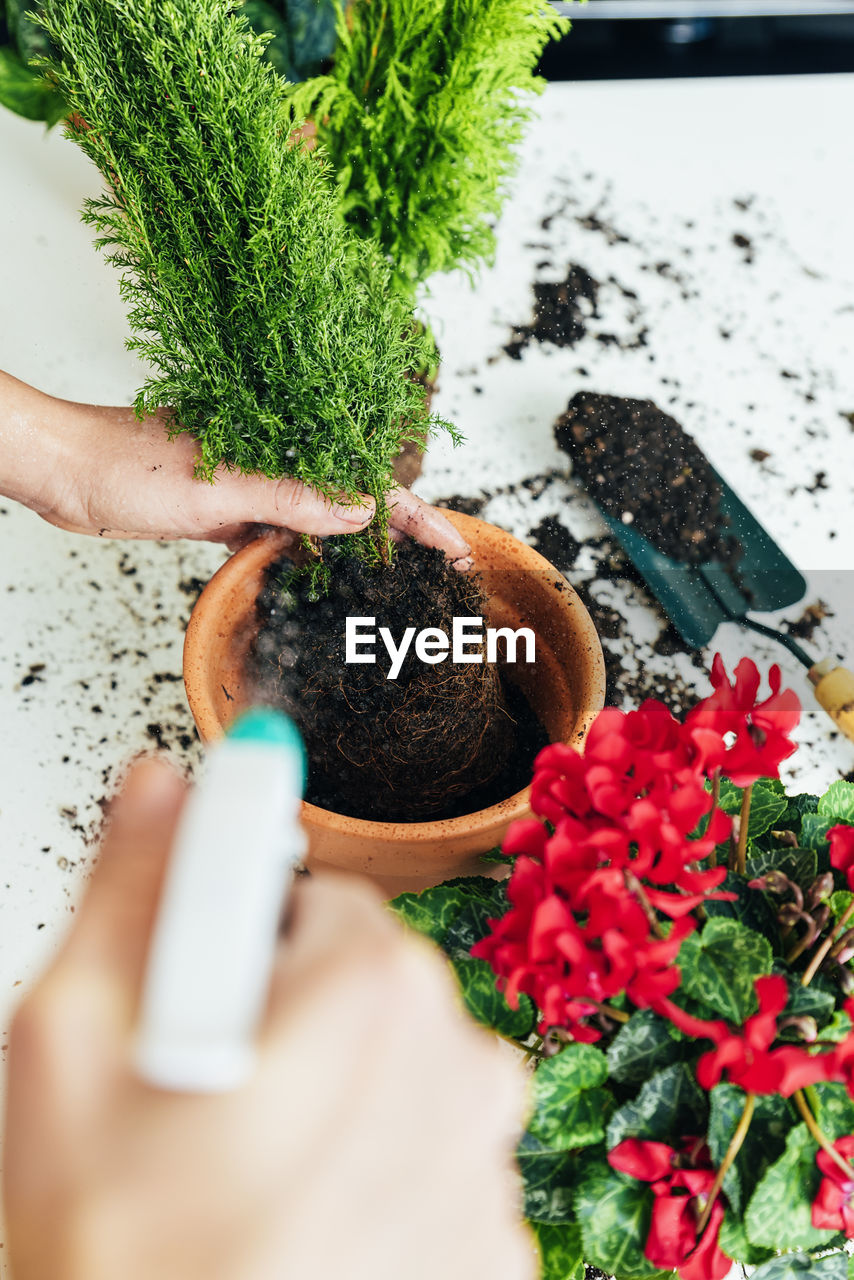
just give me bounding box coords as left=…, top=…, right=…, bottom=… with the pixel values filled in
left=184, top=510, right=606, bottom=841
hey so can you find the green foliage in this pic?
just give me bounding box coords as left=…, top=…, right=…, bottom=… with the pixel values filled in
left=819, top=781, right=854, bottom=825
left=703, top=868, right=783, bottom=943
left=451, top=954, right=536, bottom=1037
left=748, top=848, right=819, bottom=890
left=389, top=877, right=534, bottom=1036
left=387, top=781, right=854, bottom=1279
left=0, top=43, right=63, bottom=122
left=291, top=0, right=570, bottom=296
left=719, top=777, right=789, bottom=840
left=516, top=1134, right=577, bottom=1225
left=809, top=1082, right=854, bottom=1140
left=527, top=1044, right=612, bottom=1152
left=531, top=1222, right=584, bottom=1280
left=801, top=814, right=834, bottom=856
left=606, top=1064, right=707, bottom=1150
left=605, top=1009, right=683, bottom=1086
left=0, top=1, right=65, bottom=123
left=243, top=0, right=337, bottom=82
left=780, top=975, right=836, bottom=1029
left=707, top=1084, right=793, bottom=1214
left=745, top=1124, right=835, bottom=1253
left=751, top=1253, right=848, bottom=1280
left=831, top=891, right=854, bottom=921
left=38, top=0, right=446, bottom=546
left=574, top=1154, right=667, bottom=1280
left=677, top=917, right=773, bottom=1023
left=717, top=1212, right=776, bottom=1268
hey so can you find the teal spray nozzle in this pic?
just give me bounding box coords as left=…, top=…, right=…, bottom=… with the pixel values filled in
left=134, top=709, right=307, bottom=1092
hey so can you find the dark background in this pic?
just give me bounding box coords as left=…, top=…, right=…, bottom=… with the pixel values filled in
left=540, top=3, right=854, bottom=78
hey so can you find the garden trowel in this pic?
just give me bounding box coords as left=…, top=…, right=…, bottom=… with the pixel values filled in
left=584, top=467, right=854, bottom=744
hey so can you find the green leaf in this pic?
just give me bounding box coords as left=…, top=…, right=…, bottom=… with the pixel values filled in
left=752, top=1252, right=847, bottom=1280
left=822, top=1009, right=853, bottom=1043
left=527, top=1044, right=611, bottom=1152
left=573, top=1154, right=667, bottom=1279
left=388, top=884, right=472, bottom=944
left=831, top=891, right=854, bottom=921
left=388, top=877, right=504, bottom=946
left=810, top=1082, right=854, bottom=1140
left=451, top=956, right=536, bottom=1038
left=517, top=1134, right=577, bottom=1224
left=801, top=814, right=833, bottom=856
left=819, top=782, right=854, bottom=825
left=745, top=1124, right=835, bottom=1252
left=606, top=1009, right=683, bottom=1086
left=719, top=778, right=789, bottom=838
left=717, top=1211, right=776, bottom=1267
left=678, top=917, right=773, bottom=1023
left=0, top=45, right=63, bottom=123
left=781, top=792, right=821, bottom=825
left=607, top=1063, right=707, bottom=1149
left=748, top=847, right=819, bottom=890
left=779, top=976, right=836, bottom=1030
left=530, top=1222, right=584, bottom=1280
left=704, top=870, right=782, bottom=946
left=707, top=1084, right=794, bottom=1215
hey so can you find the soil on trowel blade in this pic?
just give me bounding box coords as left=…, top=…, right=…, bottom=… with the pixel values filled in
left=251, top=542, right=547, bottom=823
left=554, top=392, right=740, bottom=568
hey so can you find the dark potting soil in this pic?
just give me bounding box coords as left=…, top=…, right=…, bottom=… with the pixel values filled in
left=251, top=542, right=548, bottom=823
left=554, top=392, right=740, bottom=568
left=504, top=264, right=600, bottom=359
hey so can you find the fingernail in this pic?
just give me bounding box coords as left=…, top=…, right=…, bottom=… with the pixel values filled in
left=122, top=758, right=185, bottom=816
left=333, top=498, right=375, bottom=527
left=452, top=555, right=474, bottom=572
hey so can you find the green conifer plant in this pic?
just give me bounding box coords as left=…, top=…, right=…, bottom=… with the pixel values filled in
left=291, top=0, right=570, bottom=299
left=36, top=0, right=451, bottom=554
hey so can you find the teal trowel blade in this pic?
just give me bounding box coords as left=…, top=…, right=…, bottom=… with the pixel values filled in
left=594, top=466, right=807, bottom=650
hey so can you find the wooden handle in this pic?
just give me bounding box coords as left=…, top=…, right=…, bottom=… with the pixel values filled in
left=810, top=661, right=854, bottom=744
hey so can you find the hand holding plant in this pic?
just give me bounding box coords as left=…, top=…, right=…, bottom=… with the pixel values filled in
left=393, top=657, right=854, bottom=1280
left=0, top=370, right=471, bottom=560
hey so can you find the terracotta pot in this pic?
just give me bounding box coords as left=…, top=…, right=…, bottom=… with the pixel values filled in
left=183, top=510, right=606, bottom=896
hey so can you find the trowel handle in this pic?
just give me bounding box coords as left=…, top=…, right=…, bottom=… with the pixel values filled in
left=809, top=661, right=854, bottom=745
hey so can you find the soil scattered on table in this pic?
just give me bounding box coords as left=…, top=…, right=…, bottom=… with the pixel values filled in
left=503, top=264, right=647, bottom=359
left=784, top=600, right=832, bottom=644
left=554, top=392, right=739, bottom=568
left=504, top=264, right=600, bottom=359
left=251, top=542, right=546, bottom=822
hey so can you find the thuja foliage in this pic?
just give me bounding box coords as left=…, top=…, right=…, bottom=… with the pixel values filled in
left=391, top=660, right=854, bottom=1280
left=291, top=0, right=570, bottom=298
left=36, top=0, right=447, bottom=544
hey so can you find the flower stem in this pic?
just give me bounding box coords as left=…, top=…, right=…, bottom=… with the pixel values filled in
left=794, top=1089, right=854, bottom=1180
left=587, top=1000, right=630, bottom=1024
left=624, top=870, right=666, bottom=940
left=801, top=898, right=854, bottom=987
left=696, top=1092, right=755, bottom=1237
left=709, top=772, right=721, bottom=869
left=735, top=785, right=752, bottom=876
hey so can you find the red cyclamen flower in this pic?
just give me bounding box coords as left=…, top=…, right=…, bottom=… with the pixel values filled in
left=660, top=975, right=833, bottom=1096
left=608, top=1137, right=731, bottom=1280
left=686, top=655, right=800, bottom=786
left=829, top=826, right=854, bottom=892
left=812, top=1136, right=854, bottom=1235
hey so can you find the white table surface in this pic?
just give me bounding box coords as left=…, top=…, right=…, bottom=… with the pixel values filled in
left=1, top=72, right=854, bottom=1267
